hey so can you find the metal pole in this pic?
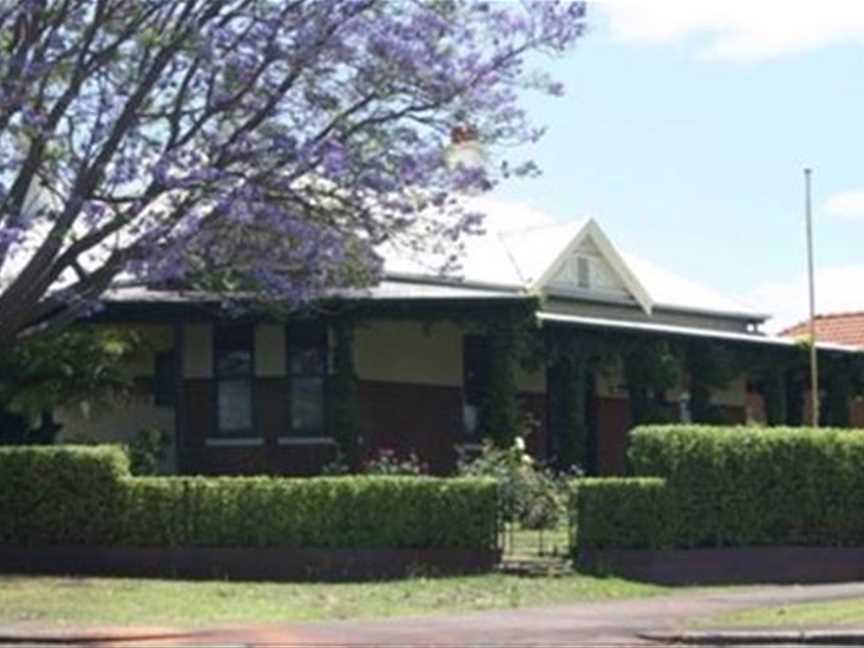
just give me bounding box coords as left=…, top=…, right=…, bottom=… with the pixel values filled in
left=805, top=168, right=819, bottom=428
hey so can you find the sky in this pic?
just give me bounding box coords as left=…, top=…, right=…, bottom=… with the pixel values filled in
left=490, top=0, right=864, bottom=331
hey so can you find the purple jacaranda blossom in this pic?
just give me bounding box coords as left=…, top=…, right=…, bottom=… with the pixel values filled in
left=0, top=0, right=586, bottom=346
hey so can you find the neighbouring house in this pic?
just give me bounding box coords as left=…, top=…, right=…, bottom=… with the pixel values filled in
left=54, top=199, right=864, bottom=476
left=781, top=312, right=864, bottom=427
left=781, top=312, right=864, bottom=349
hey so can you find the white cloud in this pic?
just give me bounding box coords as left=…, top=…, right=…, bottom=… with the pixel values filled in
left=598, top=0, right=864, bottom=61
left=825, top=190, right=864, bottom=220
left=746, top=264, right=864, bottom=332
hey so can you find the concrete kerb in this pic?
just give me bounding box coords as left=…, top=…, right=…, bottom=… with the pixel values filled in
left=640, top=630, right=864, bottom=645
left=0, top=629, right=200, bottom=645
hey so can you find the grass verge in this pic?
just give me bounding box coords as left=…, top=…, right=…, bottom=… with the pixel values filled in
left=700, top=597, right=864, bottom=628
left=0, top=572, right=665, bottom=628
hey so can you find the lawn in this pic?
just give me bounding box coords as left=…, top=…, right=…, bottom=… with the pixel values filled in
left=0, top=572, right=666, bottom=628
left=701, top=597, right=864, bottom=628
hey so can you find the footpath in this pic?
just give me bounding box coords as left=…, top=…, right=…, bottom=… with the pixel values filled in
left=4, top=581, right=864, bottom=646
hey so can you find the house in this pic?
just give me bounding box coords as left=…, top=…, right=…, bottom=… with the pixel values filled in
left=780, top=312, right=864, bottom=427
left=781, top=312, right=864, bottom=349
left=55, top=199, right=864, bottom=476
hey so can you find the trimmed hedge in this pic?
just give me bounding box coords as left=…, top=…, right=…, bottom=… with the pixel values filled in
left=572, top=425, right=864, bottom=553
left=632, top=425, right=864, bottom=548
left=118, top=476, right=497, bottom=548
left=0, top=445, right=129, bottom=544
left=571, top=478, right=674, bottom=550
left=0, top=446, right=498, bottom=550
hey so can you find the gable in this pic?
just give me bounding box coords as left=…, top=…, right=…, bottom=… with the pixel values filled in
left=534, top=220, right=654, bottom=314
left=545, top=238, right=631, bottom=298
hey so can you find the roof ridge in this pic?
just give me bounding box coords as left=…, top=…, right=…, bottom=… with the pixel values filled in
left=496, top=218, right=584, bottom=237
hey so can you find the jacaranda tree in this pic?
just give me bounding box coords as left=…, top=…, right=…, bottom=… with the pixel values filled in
left=0, top=0, right=585, bottom=348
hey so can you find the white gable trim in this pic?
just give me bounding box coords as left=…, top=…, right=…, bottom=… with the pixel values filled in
left=532, top=219, right=655, bottom=314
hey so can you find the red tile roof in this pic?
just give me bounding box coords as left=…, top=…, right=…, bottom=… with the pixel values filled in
left=781, top=312, right=864, bottom=349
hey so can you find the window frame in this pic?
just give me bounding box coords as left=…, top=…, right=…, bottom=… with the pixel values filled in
left=211, top=322, right=257, bottom=441
left=283, top=321, right=329, bottom=441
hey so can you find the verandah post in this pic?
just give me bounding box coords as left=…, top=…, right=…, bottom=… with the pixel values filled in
left=558, top=341, right=588, bottom=470
left=484, top=319, right=520, bottom=448
left=763, top=366, right=788, bottom=426
left=330, top=316, right=359, bottom=467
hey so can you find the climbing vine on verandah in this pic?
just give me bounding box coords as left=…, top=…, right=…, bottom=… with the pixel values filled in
left=324, top=296, right=864, bottom=473
left=328, top=315, right=360, bottom=467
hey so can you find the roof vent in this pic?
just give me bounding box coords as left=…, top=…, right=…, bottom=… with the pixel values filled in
left=576, top=255, right=591, bottom=289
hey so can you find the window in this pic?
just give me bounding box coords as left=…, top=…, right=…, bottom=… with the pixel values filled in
left=576, top=255, right=591, bottom=289
left=462, top=335, right=490, bottom=438
left=214, top=324, right=254, bottom=438
left=286, top=322, right=327, bottom=438
left=153, top=351, right=175, bottom=407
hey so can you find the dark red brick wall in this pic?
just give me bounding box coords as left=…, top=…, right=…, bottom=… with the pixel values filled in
left=179, top=443, right=338, bottom=477
left=178, top=378, right=337, bottom=476
left=592, top=398, right=747, bottom=477
left=357, top=380, right=549, bottom=474
left=852, top=400, right=864, bottom=428
left=357, top=380, right=464, bottom=474
left=715, top=404, right=747, bottom=424
left=177, top=377, right=548, bottom=476
left=595, top=397, right=632, bottom=476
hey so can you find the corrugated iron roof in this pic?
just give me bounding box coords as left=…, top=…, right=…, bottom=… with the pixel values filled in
left=98, top=197, right=768, bottom=323
left=103, top=278, right=527, bottom=305
left=381, top=197, right=767, bottom=322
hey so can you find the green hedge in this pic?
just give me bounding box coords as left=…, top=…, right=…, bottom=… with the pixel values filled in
left=629, top=425, right=864, bottom=548
left=571, top=478, right=674, bottom=550
left=0, top=445, right=129, bottom=544
left=118, top=476, right=497, bottom=548
left=0, top=446, right=498, bottom=549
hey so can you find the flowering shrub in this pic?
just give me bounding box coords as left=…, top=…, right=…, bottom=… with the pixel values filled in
left=362, top=448, right=428, bottom=476
left=0, top=1, right=585, bottom=349
left=458, top=437, right=568, bottom=530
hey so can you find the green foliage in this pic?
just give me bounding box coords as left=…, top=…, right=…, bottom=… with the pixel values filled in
left=762, top=366, right=788, bottom=425
left=822, top=357, right=853, bottom=427
left=120, top=476, right=498, bottom=549
left=459, top=437, right=565, bottom=530
left=570, top=478, right=674, bottom=550
left=785, top=372, right=806, bottom=425
left=0, top=328, right=139, bottom=418
left=328, top=318, right=359, bottom=466
left=558, top=351, right=588, bottom=470
left=0, top=445, right=129, bottom=544
left=682, top=341, right=740, bottom=423
left=0, top=446, right=497, bottom=549
left=482, top=322, right=520, bottom=447
left=627, top=424, right=864, bottom=548
left=622, top=340, right=680, bottom=425
left=126, top=428, right=171, bottom=476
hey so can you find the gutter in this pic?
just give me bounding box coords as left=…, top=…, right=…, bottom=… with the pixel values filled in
left=537, top=311, right=863, bottom=354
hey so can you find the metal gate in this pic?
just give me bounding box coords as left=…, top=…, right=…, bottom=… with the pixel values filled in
left=498, top=518, right=573, bottom=575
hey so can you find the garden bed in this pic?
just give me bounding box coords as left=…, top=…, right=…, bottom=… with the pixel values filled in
left=0, top=546, right=500, bottom=581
